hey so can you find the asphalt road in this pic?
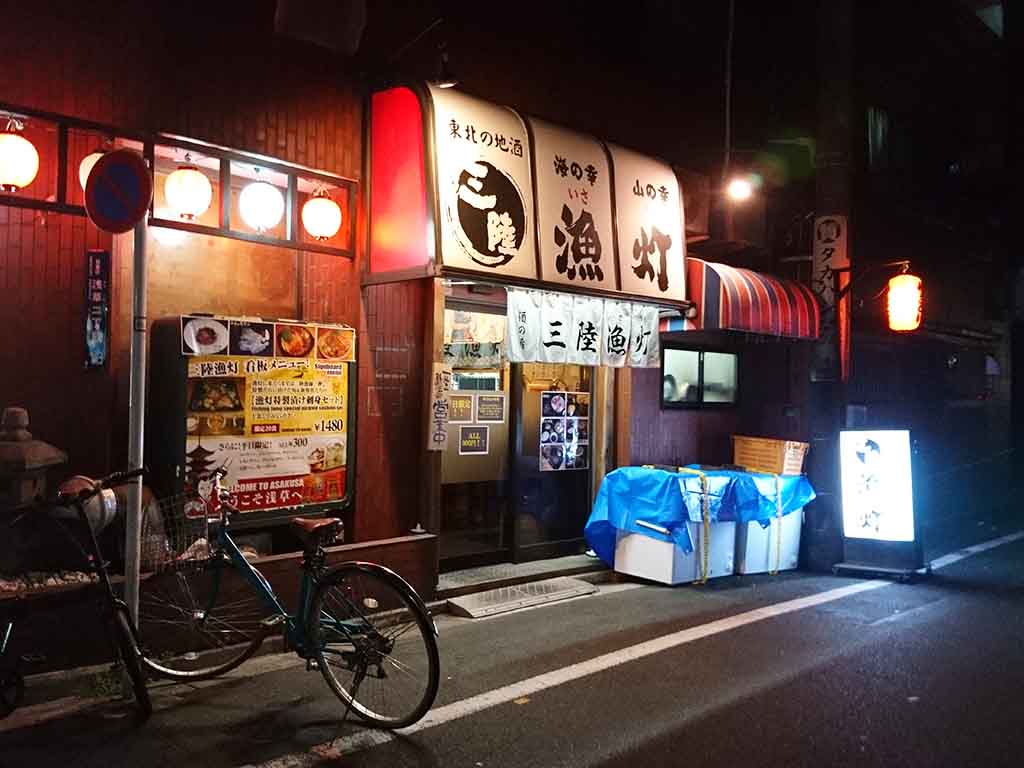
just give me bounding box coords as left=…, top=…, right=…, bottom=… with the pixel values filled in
left=3, top=511, right=1023, bottom=768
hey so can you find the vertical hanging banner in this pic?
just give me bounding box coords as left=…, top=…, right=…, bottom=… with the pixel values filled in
left=540, top=292, right=573, bottom=363
left=528, top=118, right=617, bottom=291
left=811, top=214, right=849, bottom=381
left=602, top=300, right=632, bottom=368
left=429, top=85, right=537, bottom=280
left=569, top=295, right=604, bottom=366
left=427, top=363, right=453, bottom=451
left=506, top=288, right=542, bottom=363
left=608, top=144, right=686, bottom=302
left=630, top=303, right=661, bottom=368
left=84, top=250, right=111, bottom=368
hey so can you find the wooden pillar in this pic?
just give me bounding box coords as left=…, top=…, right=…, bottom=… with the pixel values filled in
left=420, top=277, right=445, bottom=575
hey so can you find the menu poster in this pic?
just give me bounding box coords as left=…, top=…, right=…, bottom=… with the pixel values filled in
left=539, top=391, right=590, bottom=472
left=449, top=394, right=475, bottom=424
left=184, top=353, right=348, bottom=514
left=85, top=250, right=110, bottom=369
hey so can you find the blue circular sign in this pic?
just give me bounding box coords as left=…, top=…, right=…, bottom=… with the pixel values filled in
left=84, top=149, right=153, bottom=234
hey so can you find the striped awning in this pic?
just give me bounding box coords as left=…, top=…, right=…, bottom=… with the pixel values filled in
left=660, top=258, right=820, bottom=339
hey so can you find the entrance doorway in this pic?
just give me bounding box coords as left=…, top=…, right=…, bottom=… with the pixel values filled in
left=439, top=295, right=595, bottom=570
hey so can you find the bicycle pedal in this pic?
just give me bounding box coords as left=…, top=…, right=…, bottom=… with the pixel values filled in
left=260, top=614, right=287, bottom=630
left=305, top=659, right=319, bottom=672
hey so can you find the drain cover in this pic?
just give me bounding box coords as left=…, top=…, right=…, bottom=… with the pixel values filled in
left=447, top=577, right=598, bottom=618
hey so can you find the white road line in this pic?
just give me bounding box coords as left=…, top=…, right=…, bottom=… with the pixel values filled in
left=242, top=530, right=1024, bottom=768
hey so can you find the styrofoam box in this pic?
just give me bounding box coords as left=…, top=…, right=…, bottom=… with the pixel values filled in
left=735, top=508, right=804, bottom=575
left=614, top=521, right=736, bottom=585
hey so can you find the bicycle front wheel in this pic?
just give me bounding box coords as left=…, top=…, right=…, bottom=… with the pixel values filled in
left=138, top=554, right=275, bottom=680
left=113, top=608, right=152, bottom=718
left=308, top=563, right=439, bottom=729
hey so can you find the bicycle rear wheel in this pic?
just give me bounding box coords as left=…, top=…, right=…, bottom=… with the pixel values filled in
left=112, top=607, right=152, bottom=718
left=138, top=553, right=274, bottom=680
left=308, top=563, right=439, bottom=729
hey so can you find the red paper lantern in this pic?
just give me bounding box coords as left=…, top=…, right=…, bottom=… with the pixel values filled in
left=887, top=274, right=922, bottom=332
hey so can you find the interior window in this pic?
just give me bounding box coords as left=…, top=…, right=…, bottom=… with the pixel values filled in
left=661, top=348, right=738, bottom=407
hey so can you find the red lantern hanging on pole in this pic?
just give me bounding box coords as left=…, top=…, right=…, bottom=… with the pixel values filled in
left=887, top=273, right=922, bottom=332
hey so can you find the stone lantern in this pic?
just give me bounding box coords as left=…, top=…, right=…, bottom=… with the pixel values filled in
left=0, top=407, right=68, bottom=509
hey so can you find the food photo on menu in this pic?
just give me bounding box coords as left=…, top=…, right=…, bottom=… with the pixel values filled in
left=541, top=443, right=565, bottom=471
left=276, top=324, right=316, bottom=358
left=542, top=392, right=567, bottom=417
left=230, top=321, right=273, bottom=356
left=567, top=443, right=589, bottom=469
left=316, top=327, right=354, bottom=361
left=540, top=418, right=565, bottom=444
left=566, top=392, right=590, bottom=418
left=186, top=378, right=246, bottom=436
left=566, top=418, right=589, bottom=443
left=183, top=317, right=230, bottom=355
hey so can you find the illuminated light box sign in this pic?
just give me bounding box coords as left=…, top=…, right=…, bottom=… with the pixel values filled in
left=368, top=84, right=687, bottom=305
left=836, top=429, right=926, bottom=578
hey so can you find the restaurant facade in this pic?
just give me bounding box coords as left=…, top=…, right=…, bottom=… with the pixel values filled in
left=1, top=3, right=820, bottom=627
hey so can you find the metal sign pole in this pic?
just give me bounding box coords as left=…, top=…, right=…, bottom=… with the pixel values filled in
left=124, top=219, right=148, bottom=623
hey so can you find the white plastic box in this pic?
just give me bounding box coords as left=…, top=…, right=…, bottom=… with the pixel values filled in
left=614, top=520, right=736, bottom=585
left=735, top=508, right=803, bottom=575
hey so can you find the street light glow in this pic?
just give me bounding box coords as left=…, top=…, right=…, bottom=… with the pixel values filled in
left=726, top=177, right=753, bottom=202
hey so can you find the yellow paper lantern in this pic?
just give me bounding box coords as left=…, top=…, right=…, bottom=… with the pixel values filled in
left=239, top=179, right=284, bottom=232
left=165, top=165, right=213, bottom=221
left=0, top=130, right=40, bottom=192
left=301, top=189, right=342, bottom=240
left=887, top=273, right=922, bottom=332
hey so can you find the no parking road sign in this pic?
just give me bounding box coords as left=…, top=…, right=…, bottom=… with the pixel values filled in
left=84, top=149, right=153, bottom=234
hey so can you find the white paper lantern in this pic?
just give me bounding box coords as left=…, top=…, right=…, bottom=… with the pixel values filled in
left=301, top=189, right=342, bottom=240
left=165, top=165, right=213, bottom=221
left=0, top=130, right=40, bottom=192
left=78, top=151, right=105, bottom=191
left=239, top=179, right=284, bottom=232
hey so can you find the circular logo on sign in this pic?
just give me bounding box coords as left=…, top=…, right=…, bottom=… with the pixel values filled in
left=451, top=161, right=526, bottom=268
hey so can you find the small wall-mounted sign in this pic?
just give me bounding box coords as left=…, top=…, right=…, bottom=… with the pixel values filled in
left=85, top=250, right=110, bottom=368
left=458, top=425, right=489, bottom=455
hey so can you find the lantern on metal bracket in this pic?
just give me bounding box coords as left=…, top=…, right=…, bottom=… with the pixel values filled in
left=301, top=187, right=342, bottom=241
left=0, top=115, right=40, bottom=193
left=164, top=153, right=214, bottom=221
left=239, top=169, right=284, bottom=233
left=887, top=268, right=923, bottom=332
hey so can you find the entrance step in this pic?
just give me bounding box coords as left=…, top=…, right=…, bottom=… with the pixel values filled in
left=447, top=577, right=598, bottom=618
left=436, top=554, right=607, bottom=600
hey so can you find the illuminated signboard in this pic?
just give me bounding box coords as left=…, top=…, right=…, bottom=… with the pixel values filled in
left=839, top=429, right=915, bottom=542
left=429, top=84, right=537, bottom=280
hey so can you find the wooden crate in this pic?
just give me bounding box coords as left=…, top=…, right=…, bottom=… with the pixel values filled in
left=732, top=435, right=809, bottom=476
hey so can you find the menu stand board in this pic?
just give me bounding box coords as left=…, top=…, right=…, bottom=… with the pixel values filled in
left=539, top=391, right=590, bottom=472
left=146, top=316, right=357, bottom=529
left=834, top=429, right=928, bottom=579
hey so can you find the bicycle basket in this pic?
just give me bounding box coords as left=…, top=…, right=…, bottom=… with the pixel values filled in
left=140, top=491, right=214, bottom=574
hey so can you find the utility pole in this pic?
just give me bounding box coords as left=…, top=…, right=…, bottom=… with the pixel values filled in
left=804, top=0, right=854, bottom=571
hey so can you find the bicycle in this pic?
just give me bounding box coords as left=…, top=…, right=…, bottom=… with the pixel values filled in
left=135, top=468, right=440, bottom=729
left=0, top=468, right=153, bottom=719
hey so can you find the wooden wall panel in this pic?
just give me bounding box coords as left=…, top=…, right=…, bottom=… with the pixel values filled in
left=355, top=281, right=428, bottom=542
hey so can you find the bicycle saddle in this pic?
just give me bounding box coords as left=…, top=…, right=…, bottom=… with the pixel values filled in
left=291, top=517, right=341, bottom=542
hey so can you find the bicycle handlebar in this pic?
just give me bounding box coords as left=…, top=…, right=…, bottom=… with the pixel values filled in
left=63, top=467, right=147, bottom=505
left=96, top=467, right=147, bottom=489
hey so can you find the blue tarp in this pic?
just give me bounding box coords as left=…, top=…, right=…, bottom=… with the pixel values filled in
left=584, top=466, right=816, bottom=567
